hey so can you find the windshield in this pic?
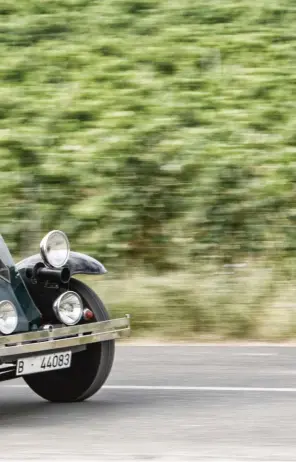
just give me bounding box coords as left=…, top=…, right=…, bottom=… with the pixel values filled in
left=0, top=235, right=15, bottom=268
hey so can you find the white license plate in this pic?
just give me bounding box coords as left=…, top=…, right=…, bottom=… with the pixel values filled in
left=16, top=351, right=72, bottom=376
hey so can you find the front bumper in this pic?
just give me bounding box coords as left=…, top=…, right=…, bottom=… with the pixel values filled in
left=0, top=315, right=130, bottom=358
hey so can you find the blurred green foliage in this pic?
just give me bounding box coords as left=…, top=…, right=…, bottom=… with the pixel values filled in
left=2, top=1, right=296, bottom=337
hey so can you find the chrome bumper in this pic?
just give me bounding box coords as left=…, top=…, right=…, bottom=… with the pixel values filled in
left=0, top=315, right=130, bottom=358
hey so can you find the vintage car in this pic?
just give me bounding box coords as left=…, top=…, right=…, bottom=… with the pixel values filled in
left=0, top=230, right=130, bottom=402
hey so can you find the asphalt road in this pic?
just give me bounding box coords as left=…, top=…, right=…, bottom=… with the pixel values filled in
left=1, top=344, right=296, bottom=461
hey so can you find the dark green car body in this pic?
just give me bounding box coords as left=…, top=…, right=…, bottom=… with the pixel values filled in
left=0, top=235, right=41, bottom=333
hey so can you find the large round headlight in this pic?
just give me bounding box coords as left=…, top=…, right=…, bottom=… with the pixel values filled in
left=0, top=301, right=18, bottom=335
left=40, top=230, right=70, bottom=269
left=53, top=291, right=83, bottom=326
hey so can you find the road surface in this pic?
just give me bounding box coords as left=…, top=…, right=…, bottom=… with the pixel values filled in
left=1, top=344, right=296, bottom=461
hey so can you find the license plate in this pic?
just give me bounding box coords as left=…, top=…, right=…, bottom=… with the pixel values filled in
left=16, top=351, right=72, bottom=376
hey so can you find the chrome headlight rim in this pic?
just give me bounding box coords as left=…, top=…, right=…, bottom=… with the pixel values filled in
left=0, top=300, right=18, bottom=335
left=40, top=230, right=70, bottom=269
left=53, top=291, right=83, bottom=326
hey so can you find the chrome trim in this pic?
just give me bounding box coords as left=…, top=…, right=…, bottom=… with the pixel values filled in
left=0, top=300, right=18, bottom=335
left=40, top=230, right=70, bottom=269
left=53, top=291, right=83, bottom=326
left=0, top=315, right=130, bottom=358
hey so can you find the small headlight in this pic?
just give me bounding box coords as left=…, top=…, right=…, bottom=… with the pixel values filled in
left=0, top=301, right=18, bottom=335
left=53, top=291, right=83, bottom=326
left=40, top=230, right=70, bottom=269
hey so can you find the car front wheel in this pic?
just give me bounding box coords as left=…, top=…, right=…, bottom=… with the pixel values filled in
left=23, top=278, right=115, bottom=402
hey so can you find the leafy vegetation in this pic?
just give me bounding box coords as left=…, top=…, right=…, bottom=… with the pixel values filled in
left=2, top=0, right=296, bottom=338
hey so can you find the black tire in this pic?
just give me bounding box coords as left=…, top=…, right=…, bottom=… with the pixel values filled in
left=23, top=279, right=115, bottom=403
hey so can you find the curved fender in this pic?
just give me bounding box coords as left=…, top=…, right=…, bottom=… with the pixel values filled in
left=16, top=252, right=107, bottom=276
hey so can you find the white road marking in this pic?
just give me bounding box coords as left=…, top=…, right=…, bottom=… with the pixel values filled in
left=0, top=459, right=293, bottom=462
left=232, top=353, right=277, bottom=357
left=104, top=385, right=296, bottom=392
left=119, top=342, right=296, bottom=347
left=4, top=384, right=296, bottom=393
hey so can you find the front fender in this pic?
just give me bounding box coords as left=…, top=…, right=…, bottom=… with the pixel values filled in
left=16, top=252, right=107, bottom=276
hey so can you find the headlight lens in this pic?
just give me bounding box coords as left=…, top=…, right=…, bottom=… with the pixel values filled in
left=53, top=291, right=83, bottom=326
left=0, top=301, right=18, bottom=335
left=40, top=230, right=70, bottom=268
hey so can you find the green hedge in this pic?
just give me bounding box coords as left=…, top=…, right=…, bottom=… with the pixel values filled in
left=2, top=0, right=296, bottom=273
